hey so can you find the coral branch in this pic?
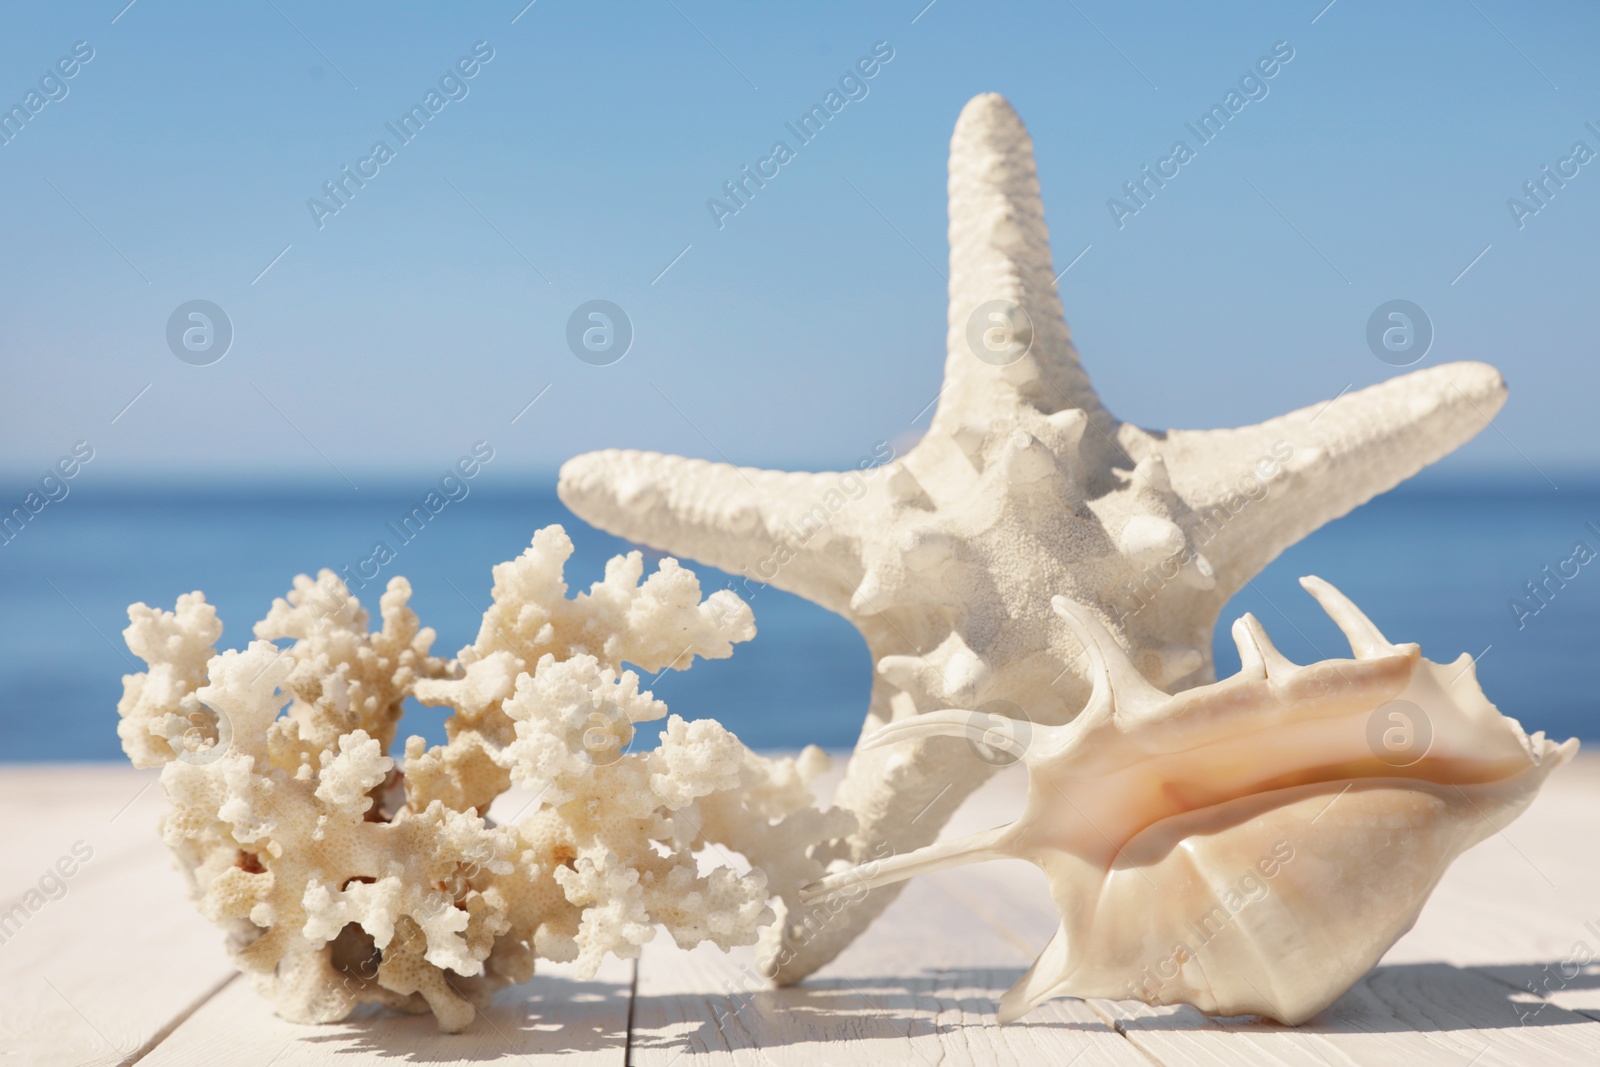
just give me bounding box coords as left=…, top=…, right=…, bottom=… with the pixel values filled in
left=118, top=525, right=849, bottom=1033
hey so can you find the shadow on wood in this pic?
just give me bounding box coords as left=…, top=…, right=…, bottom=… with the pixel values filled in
left=1474, top=960, right=1600, bottom=1023
left=263, top=968, right=632, bottom=1063
left=1108, top=961, right=1600, bottom=1036
left=629, top=966, right=1104, bottom=1058
left=628, top=959, right=1600, bottom=1060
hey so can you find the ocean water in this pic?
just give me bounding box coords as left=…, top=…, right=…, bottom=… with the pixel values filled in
left=1, top=476, right=1596, bottom=763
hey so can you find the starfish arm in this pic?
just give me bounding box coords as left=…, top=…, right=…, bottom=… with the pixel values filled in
left=936, top=94, right=1107, bottom=430
left=1160, top=361, right=1507, bottom=594
left=558, top=449, right=865, bottom=611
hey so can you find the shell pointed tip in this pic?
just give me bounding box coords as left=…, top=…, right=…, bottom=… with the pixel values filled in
left=994, top=995, right=1028, bottom=1025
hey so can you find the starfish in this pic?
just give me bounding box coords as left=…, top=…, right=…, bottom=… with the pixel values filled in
left=557, top=93, right=1507, bottom=984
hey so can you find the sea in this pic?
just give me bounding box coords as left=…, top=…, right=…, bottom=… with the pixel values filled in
left=2, top=475, right=1596, bottom=763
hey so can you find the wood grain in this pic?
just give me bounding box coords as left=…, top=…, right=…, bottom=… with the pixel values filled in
left=139, top=957, right=633, bottom=1067
left=2, top=754, right=1597, bottom=1064
left=0, top=845, right=235, bottom=1066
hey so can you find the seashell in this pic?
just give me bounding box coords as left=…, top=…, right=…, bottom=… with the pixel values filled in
left=800, top=576, right=1576, bottom=1025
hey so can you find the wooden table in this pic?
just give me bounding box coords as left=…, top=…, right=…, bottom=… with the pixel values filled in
left=4, top=755, right=1598, bottom=1066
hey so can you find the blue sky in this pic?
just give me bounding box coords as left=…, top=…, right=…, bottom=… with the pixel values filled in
left=2, top=0, right=1596, bottom=484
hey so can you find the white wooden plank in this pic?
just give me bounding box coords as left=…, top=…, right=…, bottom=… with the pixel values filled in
left=1326, top=962, right=1600, bottom=1061
left=0, top=765, right=166, bottom=898
left=6, top=751, right=1600, bottom=1065
left=629, top=876, right=1149, bottom=1066
left=138, top=956, right=633, bottom=1066
left=0, top=844, right=237, bottom=1067
left=1094, top=963, right=1600, bottom=1066
left=1090, top=999, right=1378, bottom=1067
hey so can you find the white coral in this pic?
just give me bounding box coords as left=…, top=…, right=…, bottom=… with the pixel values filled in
left=117, top=592, right=223, bottom=767
left=314, top=730, right=392, bottom=813
left=118, top=525, right=846, bottom=1033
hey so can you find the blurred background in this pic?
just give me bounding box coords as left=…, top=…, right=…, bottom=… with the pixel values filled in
left=1, top=0, right=1595, bottom=760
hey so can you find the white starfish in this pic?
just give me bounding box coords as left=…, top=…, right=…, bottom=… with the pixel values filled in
left=557, top=93, right=1507, bottom=984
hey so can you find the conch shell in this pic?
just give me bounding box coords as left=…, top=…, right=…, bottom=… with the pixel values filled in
left=801, top=577, right=1576, bottom=1024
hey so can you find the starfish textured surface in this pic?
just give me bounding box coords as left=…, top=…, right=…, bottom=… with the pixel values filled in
left=558, top=93, right=1508, bottom=984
